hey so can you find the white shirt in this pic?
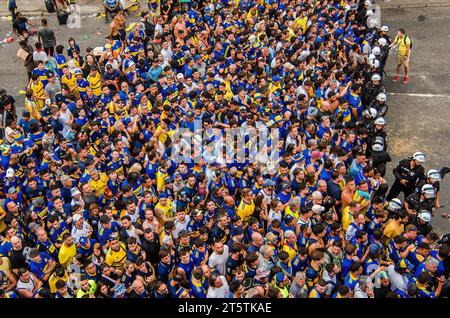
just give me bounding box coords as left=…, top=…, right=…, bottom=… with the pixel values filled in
left=208, top=245, right=229, bottom=276
left=387, top=265, right=409, bottom=291
left=71, top=221, right=92, bottom=244
left=161, top=47, right=173, bottom=62
left=207, top=276, right=230, bottom=298
left=173, top=215, right=191, bottom=240
left=33, top=50, right=48, bottom=63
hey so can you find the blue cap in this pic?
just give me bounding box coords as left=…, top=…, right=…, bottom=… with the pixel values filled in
left=79, top=237, right=88, bottom=245
left=275, top=272, right=286, bottom=284
left=158, top=192, right=168, bottom=199
left=263, top=179, right=276, bottom=187
left=123, top=117, right=132, bottom=126
left=272, top=75, right=281, bottom=82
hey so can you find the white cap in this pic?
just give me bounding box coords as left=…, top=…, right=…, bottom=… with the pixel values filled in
left=380, top=25, right=389, bottom=32
left=5, top=168, right=14, bottom=178
left=71, top=187, right=81, bottom=196
left=73, top=214, right=82, bottom=222
left=312, top=204, right=325, bottom=214
left=177, top=73, right=184, bottom=79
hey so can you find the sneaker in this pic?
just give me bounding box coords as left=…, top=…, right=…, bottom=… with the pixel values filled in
left=402, top=76, right=409, bottom=84
left=392, top=75, right=399, bottom=82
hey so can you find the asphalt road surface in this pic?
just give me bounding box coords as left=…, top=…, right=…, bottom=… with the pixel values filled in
left=0, top=6, right=448, bottom=235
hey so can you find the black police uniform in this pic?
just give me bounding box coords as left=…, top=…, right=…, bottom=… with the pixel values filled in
left=361, top=81, right=386, bottom=107
left=368, top=149, right=392, bottom=177
left=387, top=159, right=426, bottom=200
left=369, top=99, right=389, bottom=118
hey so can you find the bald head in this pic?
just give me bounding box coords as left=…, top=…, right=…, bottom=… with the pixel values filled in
left=252, top=232, right=263, bottom=247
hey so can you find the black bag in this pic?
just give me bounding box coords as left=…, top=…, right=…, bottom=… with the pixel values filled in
left=57, top=10, right=69, bottom=25
left=45, top=0, right=56, bottom=13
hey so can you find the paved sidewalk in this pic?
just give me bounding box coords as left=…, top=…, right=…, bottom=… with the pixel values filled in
left=0, top=0, right=103, bottom=16
left=380, top=0, right=450, bottom=9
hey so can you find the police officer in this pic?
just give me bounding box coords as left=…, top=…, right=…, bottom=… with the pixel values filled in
left=387, top=152, right=426, bottom=200
left=369, top=93, right=388, bottom=118
left=358, top=107, right=377, bottom=131
left=414, top=169, right=441, bottom=208
left=367, top=117, right=387, bottom=152
left=387, top=198, right=403, bottom=218
left=415, top=210, right=433, bottom=236
left=362, top=73, right=386, bottom=107
left=367, top=139, right=392, bottom=177
left=405, top=184, right=436, bottom=217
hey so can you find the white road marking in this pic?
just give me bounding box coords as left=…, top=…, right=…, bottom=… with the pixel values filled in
left=388, top=92, right=450, bottom=98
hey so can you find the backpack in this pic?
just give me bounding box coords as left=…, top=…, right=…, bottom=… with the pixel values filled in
left=404, top=35, right=413, bottom=49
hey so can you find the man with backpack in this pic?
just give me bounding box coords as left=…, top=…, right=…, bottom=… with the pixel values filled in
left=391, top=28, right=412, bottom=84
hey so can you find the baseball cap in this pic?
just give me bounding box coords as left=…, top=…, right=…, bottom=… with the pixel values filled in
left=71, top=187, right=81, bottom=197
left=73, top=214, right=83, bottom=222
left=312, top=204, right=325, bottom=214
left=7, top=187, right=17, bottom=195
left=79, top=237, right=88, bottom=245
left=263, top=179, right=276, bottom=187
left=275, top=272, right=286, bottom=284
left=5, top=168, right=14, bottom=178
left=281, top=181, right=292, bottom=191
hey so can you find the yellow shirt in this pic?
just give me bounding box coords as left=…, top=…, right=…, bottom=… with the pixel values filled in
left=285, top=206, right=299, bottom=221
left=236, top=199, right=255, bottom=224
left=353, top=191, right=369, bottom=215
left=25, top=98, right=41, bottom=120
left=88, top=173, right=108, bottom=197
left=0, top=257, right=11, bottom=273
left=31, top=81, right=46, bottom=109
left=282, top=242, right=298, bottom=261
left=87, top=72, right=102, bottom=96
left=383, top=220, right=404, bottom=246
left=155, top=125, right=168, bottom=145
left=341, top=206, right=354, bottom=231
left=58, top=243, right=77, bottom=268
left=156, top=169, right=168, bottom=193
left=394, top=35, right=411, bottom=56
left=48, top=270, right=69, bottom=293
left=61, top=73, right=78, bottom=94
left=105, top=242, right=127, bottom=269
left=294, top=16, right=308, bottom=33
left=155, top=200, right=174, bottom=220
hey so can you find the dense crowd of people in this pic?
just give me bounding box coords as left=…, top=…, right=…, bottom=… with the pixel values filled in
left=0, top=0, right=449, bottom=299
